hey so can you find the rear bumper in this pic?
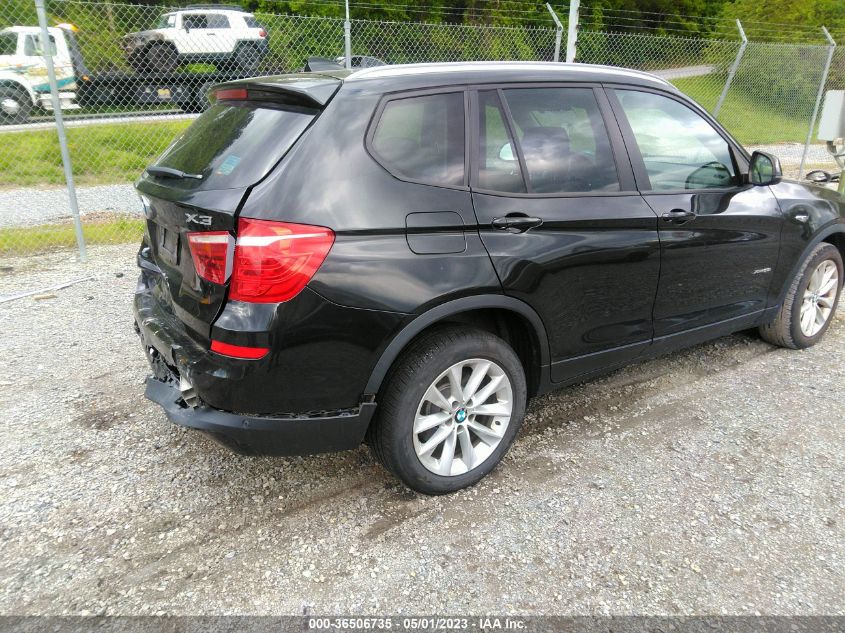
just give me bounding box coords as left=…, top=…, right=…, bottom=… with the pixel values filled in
left=144, top=376, right=375, bottom=456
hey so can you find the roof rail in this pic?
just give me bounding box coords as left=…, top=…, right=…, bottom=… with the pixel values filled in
left=183, top=4, right=249, bottom=12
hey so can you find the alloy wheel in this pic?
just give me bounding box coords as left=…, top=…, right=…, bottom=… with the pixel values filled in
left=800, top=259, right=839, bottom=337
left=412, top=358, right=513, bottom=477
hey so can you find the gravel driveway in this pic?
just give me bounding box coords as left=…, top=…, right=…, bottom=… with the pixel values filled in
left=1, top=245, right=843, bottom=616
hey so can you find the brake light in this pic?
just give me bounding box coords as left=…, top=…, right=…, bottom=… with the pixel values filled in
left=229, top=218, right=334, bottom=303
left=211, top=339, right=269, bottom=359
left=258, top=29, right=267, bottom=38
left=186, top=232, right=231, bottom=284
left=215, top=88, right=248, bottom=101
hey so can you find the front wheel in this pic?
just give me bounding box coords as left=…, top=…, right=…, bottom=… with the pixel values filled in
left=369, top=327, right=527, bottom=495
left=0, top=87, right=32, bottom=124
left=760, top=242, right=842, bottom=349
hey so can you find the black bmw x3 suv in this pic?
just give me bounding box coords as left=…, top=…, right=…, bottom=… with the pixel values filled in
left=134, top=62, right=844, bottom=494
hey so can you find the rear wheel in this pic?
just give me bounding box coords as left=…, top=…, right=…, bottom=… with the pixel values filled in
left=760, top=242, right=842, bottom=349
left=0, top=87, right=32, bottom=124
left=369, top=327, right=527, bottom=495
left=233, top=44, right=260, bottom=73
left=138, top=43, right=178, bottom=74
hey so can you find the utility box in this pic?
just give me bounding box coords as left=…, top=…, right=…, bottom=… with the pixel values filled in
left=818, top=90, right=845, bottom=141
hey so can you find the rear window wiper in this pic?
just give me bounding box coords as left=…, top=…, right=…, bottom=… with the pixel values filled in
left=146, top=166, right=203, bottom=180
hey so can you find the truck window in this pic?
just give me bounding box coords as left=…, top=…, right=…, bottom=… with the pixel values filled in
left=183, top=14, right=209, bottom=30
left=157, top=14, right=176, bottom=29
left=207, top=15, right=230, bottom=29
left=23, top=34, right=57, bottom=57
left=0, top=32, right=17, bottom=56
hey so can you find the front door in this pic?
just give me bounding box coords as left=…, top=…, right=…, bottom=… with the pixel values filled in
left=469, top=86, right=661, bottom=383
left=609, top=88, right=783, bottom=339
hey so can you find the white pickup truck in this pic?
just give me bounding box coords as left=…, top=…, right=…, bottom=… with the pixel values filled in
left=0, top=25, right=81, bottom=123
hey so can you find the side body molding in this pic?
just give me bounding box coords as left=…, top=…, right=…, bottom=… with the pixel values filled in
left=364, top=294, right=551, bottom=396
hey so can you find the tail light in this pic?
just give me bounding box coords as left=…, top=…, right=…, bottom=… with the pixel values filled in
left=229, top=218, right=334, bottom=303
left=215, top=88, right=248, bottom=101
left=258, top=29, right=267, bottom=38
left=211, top=340, right=269, bottom=359
left=186, top=232, right=232, bottom=284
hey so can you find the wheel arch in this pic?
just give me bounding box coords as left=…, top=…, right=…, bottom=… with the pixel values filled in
left=364, top=295, right=551, bottom=400
left=776, top=224, right=845, bottom=307
left=0, top=78, right=37, bottom=107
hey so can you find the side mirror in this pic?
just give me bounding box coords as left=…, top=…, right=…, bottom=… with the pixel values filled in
left=806, top=169, right=833, bottom=184
left=749, top=150, right=782, bottom=185
left=498, top=142, right=516, bottom=162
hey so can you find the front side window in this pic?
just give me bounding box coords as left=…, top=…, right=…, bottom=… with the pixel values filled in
left=184, top=14, right=209, bottom=30
left=23, top=34, right=56, bottom=57
left=157, top=14, right=176, bottom=29
left=495, top=87, right=620, bottom=194
left=371, top=92, right=465, bottom=187
left=615, top=89, right=737, bottom=191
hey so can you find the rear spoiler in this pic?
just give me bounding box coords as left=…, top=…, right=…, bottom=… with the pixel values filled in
left=210, top=73, right=346, bottom=110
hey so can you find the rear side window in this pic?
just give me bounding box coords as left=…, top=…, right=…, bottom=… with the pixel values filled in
left=371, top=92, right=465, bottom=187
left=500, top=87, right=620, bottom=194
left=244, top=16, right=261, bottom=28
left=150, top=102, right=315, bottom=191
left=478, top=90, right=526, bottom=193
left=24, top=34, right=56, bottom=57
left=207, top=14, right=230, bottom=29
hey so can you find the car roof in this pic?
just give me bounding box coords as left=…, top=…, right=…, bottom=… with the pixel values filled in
left=345, top=61, right=672, bottom=92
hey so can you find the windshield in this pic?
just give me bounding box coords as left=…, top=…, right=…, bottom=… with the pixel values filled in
left=150, top=102, right=316, bottom=191
left=0, top=32, right=17, bottom=56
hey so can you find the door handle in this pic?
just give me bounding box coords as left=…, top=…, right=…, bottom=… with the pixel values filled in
left=661, top=209, right=696, bottom=224
left=492, top=214, right=543, bottom=233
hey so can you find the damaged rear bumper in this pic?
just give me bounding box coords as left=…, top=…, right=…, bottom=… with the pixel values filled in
left=144, top=376, right=376, bottom=456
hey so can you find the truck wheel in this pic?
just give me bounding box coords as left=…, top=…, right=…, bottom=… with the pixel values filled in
left=233, top=44, right=260, bottom=73
left=141, top=43, right=178, bottom=74
left=0, top=87, right=32, bottom=124
left=368, top=326, right=527, bottom=495
left=760, top=242, right=842, bottom=349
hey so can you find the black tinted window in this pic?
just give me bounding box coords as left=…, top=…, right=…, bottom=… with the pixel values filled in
left=183, top=14, right=209, bottom=29
left=244, top=16, right=261, bottom=28
left=477, top=90, right=526, bottom=193
left=615, top=89, right=737, bottom=190
left=372, top=92, right=465, bottom=187
left=0, top=32, right=17, bottom=56
left=150, top=103, right=314, bottom=191
left=502, top=88, right=619, bottom=194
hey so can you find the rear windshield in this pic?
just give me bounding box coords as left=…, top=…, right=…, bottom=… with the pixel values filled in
left=150, top=102, right=315, bottom=191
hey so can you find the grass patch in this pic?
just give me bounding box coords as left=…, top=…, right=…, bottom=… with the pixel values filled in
left=0, top=216, right=144, bottom=255
left=1, top=120, right=191, bottom=188
left=672, top=75, right=810, bottom=145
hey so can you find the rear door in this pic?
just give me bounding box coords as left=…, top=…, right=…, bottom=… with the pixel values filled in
left=607, top=87, right=783, bottom=338
left=469, top=85, right=661, bottom=383
left=136, top=93, right=323, bottom=338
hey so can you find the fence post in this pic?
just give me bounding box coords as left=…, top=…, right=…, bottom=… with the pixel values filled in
left=798, top=27, right=837, bottom=178
left=546, top=4, right=563, bottom=62
left=344, top=0, right=352, bottom=70
left=34, top=0, right=87, bottom=262
left=713, top=19, right=747, bottom=118
left=565, top=0, right=579, bottom=63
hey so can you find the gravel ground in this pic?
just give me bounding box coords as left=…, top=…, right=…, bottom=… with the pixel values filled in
left=0, top=244, right=843, bottom=616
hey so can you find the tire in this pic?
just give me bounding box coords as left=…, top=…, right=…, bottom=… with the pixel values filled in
left=0, top=87, right=32, bottom=124
left=369, top=326, right=527, bottom=495
left=140, top=43, right=178, bottom=74
left=760, top=242, right=843, bottom=349
left=233, top=44, right=260, bottom=73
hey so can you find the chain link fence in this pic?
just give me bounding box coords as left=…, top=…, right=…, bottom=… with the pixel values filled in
left=0, top=0, right=842, bottom=258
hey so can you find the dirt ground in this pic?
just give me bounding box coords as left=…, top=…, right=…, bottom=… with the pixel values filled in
left=1, top=245, right=843, bottom=616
